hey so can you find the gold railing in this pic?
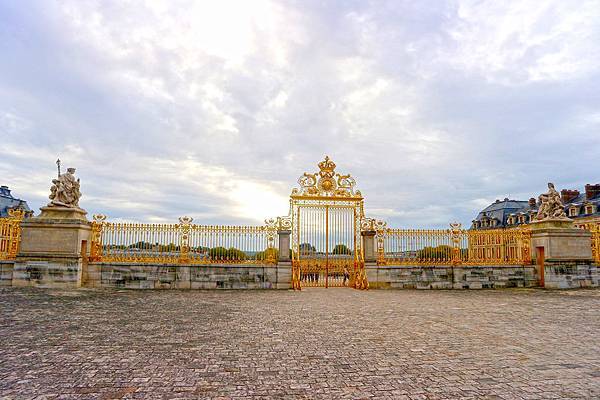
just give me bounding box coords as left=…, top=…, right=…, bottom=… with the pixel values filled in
left=467, top=227, right=531, bottom=265
left=0, top=209, right=25, bottom=260
left=580, top=223, right=600, bottom=264
left=377, top=223, right=531, bottom=266
left=90, top=215, right=278, bottom=265
left=591, top=225, right=600, bottom=264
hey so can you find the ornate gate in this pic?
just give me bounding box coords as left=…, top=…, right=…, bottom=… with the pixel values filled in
left=285, top=156, right=369, bottom=289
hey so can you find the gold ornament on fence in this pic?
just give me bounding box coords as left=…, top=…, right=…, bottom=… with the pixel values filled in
left=587, top=223, right=600, bottom=263
left=0, top=209, right=25, bottom=260
left=291, top=156, right=362, bottom=199
left=449, top=222, right=463, bottom=265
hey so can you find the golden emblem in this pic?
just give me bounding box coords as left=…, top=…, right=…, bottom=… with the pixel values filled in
left=292, top=156, right=362, bottom=199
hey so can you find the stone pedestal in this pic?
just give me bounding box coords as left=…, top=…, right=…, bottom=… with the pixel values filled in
left=530, top=219, right=591, bottom=262
left=530, top=218, right=597, bottom=289
left=13, top=206, right=91, bottom=288
left=362, top=230, right=376, bottom=263
left=37, top=205, right=88, bottom=222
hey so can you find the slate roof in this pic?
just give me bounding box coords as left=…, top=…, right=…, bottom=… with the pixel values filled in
left=565, top=192, right=600, bottom=205
left=0, top=186, right=31, bottom=217
left=473, top=199, right=530, bottom=227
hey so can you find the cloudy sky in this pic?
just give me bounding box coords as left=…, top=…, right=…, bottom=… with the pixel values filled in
left=1, top=0, right=599, bottom=228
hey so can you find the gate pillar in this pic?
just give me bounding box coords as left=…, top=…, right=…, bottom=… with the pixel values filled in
left=277, top=229, right=291, bottom=262
left=362, top=230, right=376, bottom=263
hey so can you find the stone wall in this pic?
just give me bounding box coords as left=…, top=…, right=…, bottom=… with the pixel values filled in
left=3, top=259, right=599, bottom=290
left=543, top=262, right=599, bottom=289
left=0, top=260, right=14, bottom=287
left=11, top=257, right=82, bottom=288
left=367, top=265, right=539, bottom=289
left=86, top=262, right=292, bottom=290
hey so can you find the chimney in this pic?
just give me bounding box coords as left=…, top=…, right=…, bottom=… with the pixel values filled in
left=585, top=184, right=600, bottom=200
left=528, top=197, right=536, bottom=207
left=561, top=189, right=580, bottom=204
left=0, top=185, right=10, bottom=196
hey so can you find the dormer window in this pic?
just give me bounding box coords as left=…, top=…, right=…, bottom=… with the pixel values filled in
left=569, top=207, right=578, bottom=217
left=519, top=215, right=526, bottom=224
left=585, top=205, right=594, bottom=214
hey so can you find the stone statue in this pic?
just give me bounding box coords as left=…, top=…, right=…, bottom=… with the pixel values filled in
left=48, top=167, right=82, bottom=209
left=536, top=182, right=568, bottom=220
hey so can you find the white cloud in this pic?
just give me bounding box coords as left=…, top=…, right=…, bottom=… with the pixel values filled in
left=0, top=111, right=33, bottom=134
left=1, top=0, right=599, bottom=228
left=442, top=0, right=600, bottom=84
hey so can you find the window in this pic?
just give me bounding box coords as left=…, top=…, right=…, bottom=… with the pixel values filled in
left=569, top=207, right=578, bottom=217
left=585, top=205, right=594, bottom=214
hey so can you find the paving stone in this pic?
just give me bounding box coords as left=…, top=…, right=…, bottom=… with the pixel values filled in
left=0, top=287, right=599, bottom=399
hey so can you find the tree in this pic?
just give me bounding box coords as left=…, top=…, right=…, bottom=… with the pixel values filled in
left=256, top=247, right=278, bottom=261
left=209, top=246, right=247, bottom=261
left=158, top=242, right=180, bottom=252
left=226, top=247, right=247, bottom=261
left=299, top=243, right=316, bottom=253
left=417, top=245, right=452, bottom=260
left=128, top=241, right=153, bottom=250
left=332, top=244, right=352, bottom=255
left=209, top=246, right=228, bottom=259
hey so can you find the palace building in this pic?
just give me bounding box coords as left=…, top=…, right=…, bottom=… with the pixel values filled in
left=472, top=184, right=600, bottom=229
left=0, top=185, right=31, bottom=217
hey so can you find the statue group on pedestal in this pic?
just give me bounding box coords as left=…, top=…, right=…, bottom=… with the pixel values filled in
left=48, top=161, right=82, bottom=209
left=536, top=182, right=568, bottom=220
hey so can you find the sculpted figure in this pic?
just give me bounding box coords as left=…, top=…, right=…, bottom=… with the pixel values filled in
left=536, top=182, right=567, bottom=220
left=48, top=167, right=82, bottom=208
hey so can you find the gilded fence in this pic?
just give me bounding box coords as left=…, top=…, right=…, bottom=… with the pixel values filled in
left=90, top=215, right=278, bottom=265
left=377, top=223, right=531, bottom=266
left=581, top=223, right=600, bottom=264
left=0, top=209, right=25, bottom=260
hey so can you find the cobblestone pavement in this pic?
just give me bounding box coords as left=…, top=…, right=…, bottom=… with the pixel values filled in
left=1, top=288, right=599, bottom=399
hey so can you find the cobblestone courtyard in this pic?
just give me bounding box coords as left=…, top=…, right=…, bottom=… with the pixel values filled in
left=1, top=288, right=599, bottom=399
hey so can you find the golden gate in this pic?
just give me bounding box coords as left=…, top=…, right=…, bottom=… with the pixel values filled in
left=279, top=156, right=369, bottom=289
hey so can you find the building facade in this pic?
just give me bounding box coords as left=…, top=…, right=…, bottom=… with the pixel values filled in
left=472, top=184, right=600, bottom=229
left=0, top=186, right=31, bottom=217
